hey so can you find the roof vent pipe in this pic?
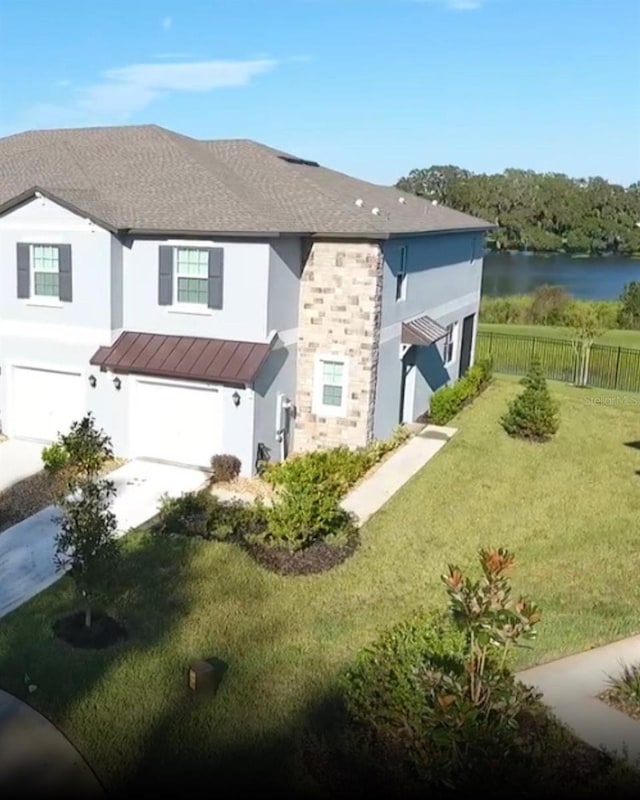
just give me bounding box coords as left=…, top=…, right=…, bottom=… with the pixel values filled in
left=398, top=197, right=406, bottom=204
left=354, top=198, right=364, bottom=207
left=371, top=207, right=380, bottom=215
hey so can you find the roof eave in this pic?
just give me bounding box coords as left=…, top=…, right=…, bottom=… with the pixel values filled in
left=126, top=227, right=283, bottom=239
left=0, top=186, right=118, bottom=233
left=387, top=224, right=496, bottom=238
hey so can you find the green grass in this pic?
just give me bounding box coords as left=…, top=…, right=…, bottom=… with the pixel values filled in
left=479, top=322, right=640, bottom=348
left=3, top=378, right=640, bottom=790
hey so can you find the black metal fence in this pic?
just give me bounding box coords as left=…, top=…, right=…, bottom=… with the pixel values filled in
left=476, top=331, right=640, bottom=393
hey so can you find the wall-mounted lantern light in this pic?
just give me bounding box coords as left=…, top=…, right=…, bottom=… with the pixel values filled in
left=232, top=391, right=241, bottom=407
left=88, top=374, right=97, bottom=388
left=113, top=376, right=122, bottom=391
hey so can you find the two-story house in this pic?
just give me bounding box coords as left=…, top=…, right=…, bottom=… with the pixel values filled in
left=0, top=125, right=492, bottom=475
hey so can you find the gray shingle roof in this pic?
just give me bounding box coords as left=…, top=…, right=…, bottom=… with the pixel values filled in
left=0, top=125, right=492, bottom=237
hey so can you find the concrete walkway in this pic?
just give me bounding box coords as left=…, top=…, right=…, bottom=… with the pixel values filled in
left=0, top=460, right=205, bottom=619
left=518, top=635, right=640, bottom=765
left=0, top=440, right=45, bottom=492
left=0, top=690, right=103, bottom=796
left=342, top=425, right=457, bottom=524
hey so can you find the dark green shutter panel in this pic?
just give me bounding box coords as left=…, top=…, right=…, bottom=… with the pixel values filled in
left=158, top=246, right=173, bottom=305
left=17, top=243, right=30, bottom=298
left=208, top=248, right=224, bottom=309
left=58, top=244, right=73, bottom=301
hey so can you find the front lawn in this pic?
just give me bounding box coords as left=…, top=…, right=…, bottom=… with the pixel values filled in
left=2, top=378, right=640, bottom=791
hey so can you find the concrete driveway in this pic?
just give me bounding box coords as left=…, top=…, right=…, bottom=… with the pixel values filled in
left=0, top=440, right=44, bottom=492
left=0, top=460, right=206, bottom=619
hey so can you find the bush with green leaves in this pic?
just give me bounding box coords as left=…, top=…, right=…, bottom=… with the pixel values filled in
left=528, top=284, right=571, bottom=325
left=262, top=481, right=357, bottom=550
left=336, top=548, right=542, bottom=791
left=156, top=490, right=266, bottom=540
left=501, top=360, right=559, bottom=441
left=605, top=662, right=640, bottom=711
left=209, top=454, right=242, bottom=484
left=41, top=442, right=70, bottom=474
left=263, top=425, right=410, bottom=501
left=429, top=357, right=493, bottom=425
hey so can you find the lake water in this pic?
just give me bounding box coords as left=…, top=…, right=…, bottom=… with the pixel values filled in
left=481, top=252, right=640, bottom=300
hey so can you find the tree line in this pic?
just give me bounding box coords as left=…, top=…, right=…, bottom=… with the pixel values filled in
left=396, top=166, right=640, bottom=255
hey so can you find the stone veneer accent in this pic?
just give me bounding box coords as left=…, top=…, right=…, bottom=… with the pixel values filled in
left=294, top=240, right=383, bottom=451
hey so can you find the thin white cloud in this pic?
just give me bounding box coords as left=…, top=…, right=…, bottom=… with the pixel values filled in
left=17, top=58, right=278, bottom=127
left=162, top=15, right=173, bottom=30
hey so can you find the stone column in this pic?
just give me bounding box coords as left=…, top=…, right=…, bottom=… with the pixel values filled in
left=294, top=240, right=383, bottom=451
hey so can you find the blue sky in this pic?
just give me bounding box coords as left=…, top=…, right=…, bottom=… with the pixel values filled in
left=0, top=0, right=638, bottom=185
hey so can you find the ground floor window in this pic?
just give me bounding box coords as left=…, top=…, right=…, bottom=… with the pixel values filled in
left=443, top=321, right=459, bottom=365
left=313, top=356, right=349, bottom=416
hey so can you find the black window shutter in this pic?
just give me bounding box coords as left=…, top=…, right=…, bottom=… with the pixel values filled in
left=158, top=246, right=174, bottom=305
left=208, top=248, right=224, bottom=309
left=58, top=244, right=73, bottom=301
left=17, top=243, right=30, bottom=298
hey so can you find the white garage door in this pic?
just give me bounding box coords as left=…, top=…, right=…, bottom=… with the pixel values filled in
left=132, top=379, right=221, bottom=468
left=12, top=366, right=84, bottom=442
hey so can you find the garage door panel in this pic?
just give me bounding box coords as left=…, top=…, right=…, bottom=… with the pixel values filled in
left=12, top=367, right=84, bottom=442
left=132, top=380, right=220, bottom=468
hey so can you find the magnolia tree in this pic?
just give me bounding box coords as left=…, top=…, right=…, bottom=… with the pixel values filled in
left=54, top=416, right=120, bottom=629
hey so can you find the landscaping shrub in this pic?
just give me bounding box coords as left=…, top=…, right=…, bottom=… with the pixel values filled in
left=209, top=454, right=241, bottom=484
left=155, top=490, right=267, bottom=540
left=330, top=548, right=543, bottom=792
left=528, top=284, right=570, bottom=325
left=264, top=426, right=410, bottom=501
left=480, top=295, right=529, bottom=324
left=429, top=357, right=493, bottom=425
left=262, top=481, right=357, bottom=550
left=41, top=442, right=70, bottom=474
left=501, top=360, right=559, bottom=441
left=604, top=662, right=640, bottom=713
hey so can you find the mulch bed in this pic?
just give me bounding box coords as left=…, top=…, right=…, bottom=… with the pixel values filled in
left=52, top=610, right=127, bottom=649
left=242, top=532, right=360, bottom=576
left=599, top=688, right=640, bottom=720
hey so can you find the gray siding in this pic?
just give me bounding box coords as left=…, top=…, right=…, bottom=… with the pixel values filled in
left=252, top=342, right=297, bottom=469
left=373, top=232, right=484, bottom=439
left=122, top=238, right=271, bottom=341
left=266, top=238, right=302, bottom=333
left=0, top=197, right=113, bottom=332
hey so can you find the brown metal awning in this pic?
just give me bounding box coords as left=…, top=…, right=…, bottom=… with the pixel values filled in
left=90, top=331, right=273, bottom=385
left=401, top=315, right=447, bottom=347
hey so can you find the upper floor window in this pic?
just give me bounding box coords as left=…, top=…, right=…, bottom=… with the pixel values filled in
left=16, top=242, right=72, bottom=303
left=312, top=355, right=349, bottom=417
left=395, top=245, right=408, bottom=302
left=176, top=248, right=209, bottom=305
left=443, top=322, right=459, bottom=365
left=158, top=245, right=224, bottom=311
left=32, top=245, right=60, bottom=298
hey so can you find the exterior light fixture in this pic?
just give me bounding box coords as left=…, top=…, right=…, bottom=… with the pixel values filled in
left=113, top=376, right=122, bottom=391
left=232, top=391, right=241, bottom=407
left=88, top=374, right=97, bottom=388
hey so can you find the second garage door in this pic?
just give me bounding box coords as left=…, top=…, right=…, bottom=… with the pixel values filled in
left=12, top=366, right=84, bottom=442
left=132, top=379, right=221, bottom=468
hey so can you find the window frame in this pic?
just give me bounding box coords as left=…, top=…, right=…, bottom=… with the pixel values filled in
left=173, top=246, right=210, bottom=307
left=30, top=243, right=61, bottom=300
left=312, top=355, right=349, bottom=417
left=442, top=322, right=459, bottom=366
left=395, top=245, right=408, bottom=302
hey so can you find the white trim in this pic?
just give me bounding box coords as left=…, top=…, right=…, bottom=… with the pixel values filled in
left=276, top=327, right=298, bottom=347
left=312, top=354, right=350, bottom=418
left=168, top=307, right=212, bottom=317
left=30, top=243, right=61, bottom=302
left=443, top=321, right=460, bottom=366
left=133, top=375, right=222, bottom=392
left=26, top=300, right=63, bottom=309
left=173, top=245, right=210, bottom=308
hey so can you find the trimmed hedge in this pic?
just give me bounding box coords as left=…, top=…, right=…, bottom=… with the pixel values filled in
left=428, top=357, right=493, bottom=425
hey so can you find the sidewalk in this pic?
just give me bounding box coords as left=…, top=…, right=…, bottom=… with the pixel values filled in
left=342, top=425, right=457, bottom=524
left=518, top=635, right=640, bottom=765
